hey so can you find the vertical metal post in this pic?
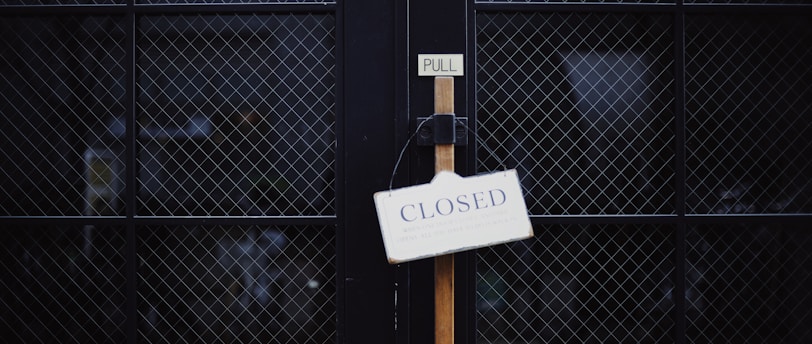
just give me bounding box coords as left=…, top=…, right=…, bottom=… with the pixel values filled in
left=434, top=76, right=455, bottom=344
left=125, top=2, right=138, bottom=343
left=673, top=2, right=687, bottom=343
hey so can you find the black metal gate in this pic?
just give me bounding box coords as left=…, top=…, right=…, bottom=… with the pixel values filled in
left=471, top=2, right=812, bottom=343
left=2, top=0, right=811, bottom=343
left=1, top=2, right=340, bottom=343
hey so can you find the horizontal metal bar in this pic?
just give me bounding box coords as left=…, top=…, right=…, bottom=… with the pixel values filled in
left=0, top=216, right=128, bottom=226
left=0, top=4, right=128, bottom=15
left=530, top=214, right=678, bottom=225
left=8, top=214, right=806, bottom=227
left=684, top=214, right=812, bottom=225
left=682, top=3, right=812, bottom=14
left=8, top=2, right=804, bottom=16
left=529, top=213, right=812, bottom=225
left=474, top=2, right=678, bottom=13
left=133, top=215, right=338, bottom=226
left=475, top=2, right=812, bottom=14
left=133, top=2, right=337, bottom=14
left=0, top=2, right=336, bottom=15
left=0, top=215, right=338, bottom=227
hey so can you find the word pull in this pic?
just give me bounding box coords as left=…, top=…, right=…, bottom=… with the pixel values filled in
left=417, top=54, right=464, bottom=76
left=374, top=170, right=533, bottom=264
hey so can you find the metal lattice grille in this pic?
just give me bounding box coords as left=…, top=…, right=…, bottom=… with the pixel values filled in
left=137, top=14, right=336, bottom=216
left=0, top=225, right=127, bottom=342
left=477, top=225, right=675, bottom=343
left=686, top=15, right=812, bottom=214
left=137, top=225, right=335, bottom=343
left=686, top=224, right=812, bottom=343
left=0, top=16, right=127, bottom=216
left=1, top=10, right=338, bottom=344
left=477, top=12, right=675, bottom=215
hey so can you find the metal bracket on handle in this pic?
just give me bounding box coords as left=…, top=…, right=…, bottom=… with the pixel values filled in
left=415, top=115, right=468, bottom=146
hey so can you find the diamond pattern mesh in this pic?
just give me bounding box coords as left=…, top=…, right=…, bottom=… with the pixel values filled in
left=475, top=8, right=811, bottom=344
left=686, top=14, right=812, bottom=214
left=477, top=12, right=675, bottom=215
left=686, top=224, right=812, bottom=343
left=1, top=10, right=338, bottom=344
left=477, top=224, right=675, bottom=343
left=136, top=14, right=336, bottom=216
left=0, top=16, right=127, bottom=216
left=137, top=225, right=335, bottom=343
left=0, top=225, right=127, bottom=342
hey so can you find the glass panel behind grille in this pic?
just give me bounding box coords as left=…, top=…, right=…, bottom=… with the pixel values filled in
left=136, top=14, right=336, bottom=216
left=0, top=16, right=127, bottom=216
left=0, top=225, right=127, bottom=343
left=477, top=224, right=675, bottom=343
left=686, top=224, right=812, bottom=343
left=685, top=15, right=812, bottom=214
left=137, top=225, right=336, bottom=343
left=476, top=12, right=675, bottom=215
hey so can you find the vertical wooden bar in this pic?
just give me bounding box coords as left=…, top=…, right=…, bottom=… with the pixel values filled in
left=434, top=76, right=454, bottom=344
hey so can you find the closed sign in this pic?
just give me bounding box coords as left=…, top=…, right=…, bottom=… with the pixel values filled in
left=374, top=170, right=533, bottom=264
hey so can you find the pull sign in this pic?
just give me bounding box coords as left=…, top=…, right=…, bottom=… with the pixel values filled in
left=374, top=170, right=533, bottom=264
left=418, top=54, right=464, bottom=76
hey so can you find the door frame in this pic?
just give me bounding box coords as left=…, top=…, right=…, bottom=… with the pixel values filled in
left=340, top=0, right=476, bottom=342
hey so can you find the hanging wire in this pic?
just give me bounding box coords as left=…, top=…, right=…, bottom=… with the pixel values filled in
left=388, top=115, right=511, bottom=191
left=388, top=116, right=433, bottom=191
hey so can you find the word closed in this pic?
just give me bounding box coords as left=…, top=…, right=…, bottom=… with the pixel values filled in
left=400, top=189, right=506, bottom=222
left=374, top=170, right=532, bottom=264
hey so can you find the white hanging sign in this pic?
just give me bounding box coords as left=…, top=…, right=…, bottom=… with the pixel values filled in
left=374, top=169, right=533, bottom=264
